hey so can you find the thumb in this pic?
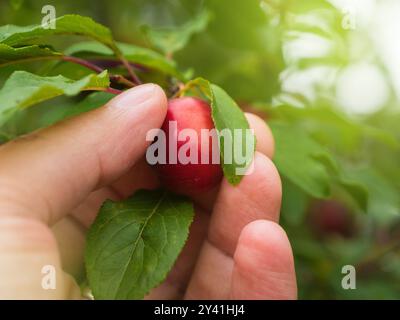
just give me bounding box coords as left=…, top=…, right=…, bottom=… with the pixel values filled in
left=0, top=84, right=167, bottom=225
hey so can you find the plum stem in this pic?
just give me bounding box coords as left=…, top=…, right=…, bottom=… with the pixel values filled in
left=171, top=82, right=186, bottom=99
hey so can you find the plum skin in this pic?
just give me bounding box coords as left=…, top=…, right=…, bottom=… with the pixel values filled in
left=309, top=200, right=355, bottom=238
left=154, top=97, right=223, bottom=196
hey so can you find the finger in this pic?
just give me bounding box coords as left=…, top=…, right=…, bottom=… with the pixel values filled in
left=70, top=157, right=160, bottom=229
left=185, top=152, right=282, bottom=299
left=191, top=113, right=275, bottom=212
left=52, top=216, right=86, bottom=280
left=0, top=84, right=167, bottom=225
left=245, top=113, right=274, bottom=158
left=53, top=158, right=160, bottom=281
left=184, top=240, right=234, bottom=299
left=176, top=118, right=276, bottom=299
left=208, top=152, right=282, bottom=255
left=231, top=220, right=297, bottom=299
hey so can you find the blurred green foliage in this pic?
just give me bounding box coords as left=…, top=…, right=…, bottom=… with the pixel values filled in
left=1, top=0, right=400, bottom=299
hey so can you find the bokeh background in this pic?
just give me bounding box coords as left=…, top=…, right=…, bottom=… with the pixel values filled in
left=1, top=0, right=399, bottom=299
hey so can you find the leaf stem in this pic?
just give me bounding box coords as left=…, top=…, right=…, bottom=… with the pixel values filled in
left=119, top=55, right=142, bottom=85
left=0, top=55, right=137, bottom=88
left=83, top=87, right=122, bottom=95
left=110, top=75, right=136, bottom=88
left=0, top=55, right=61, bottom=67
left=109, top=43, right=142, bottom=85
left=62, top=56, right=135, bottom=88
left=61, top=55, right=104, bottom=73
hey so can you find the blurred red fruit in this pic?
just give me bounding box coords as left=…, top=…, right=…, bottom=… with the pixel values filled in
left=309, top=200, right=355, bottom=238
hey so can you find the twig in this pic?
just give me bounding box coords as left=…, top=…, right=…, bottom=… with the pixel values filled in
left=108, top=41, right=142, bottom=84
left=61, top=56, right=104, bottom=73
left=119, top=55, right=142, bottom=85
left=110, top=75, right=136, bottom=88
left=0, top=56, right=62, bottom=67
left=356, top=240, right=400, bottom=271
left=1, top=55, right=137, bottom=89
left=63, top=56, right=135, bottom=89
left=83, top=87, right=122, bottom=95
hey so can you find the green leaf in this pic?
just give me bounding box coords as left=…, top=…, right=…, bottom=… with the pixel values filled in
left=269, top=104, right=399, bottom=152
left=9, top=0, right=24, bottom=11
left=281, top=177, right=310, bottom=225
left=210, top=84, right=256, bottom=184
left=0, top=14, right=137, bottom=78
left=141, top=10, right=210, bottom=55
left=183, top=78, right=255, bottom=185
left=271, top=122, right=335, bottom=198
left=287, top=0, right=336, bottom=13
left=344, top=168, right=400, bottom=223
left=0, top=43, right=61, bottom=65
left=0, top=130, right=13, bottom=144
left=85, top=190, right=194, bottom=300
left=0, top=70, right=109, bottom=126
left=63, top=91, right=114, bottom=119
left=271, top=121, right=369, bottom=209
left=64, top=41, right=184, bottom=79
left=0, top=14, right=114, bottom=48
left=183, top=77, right=212, bottom=97
left=0, top=93, right=112, bottom=141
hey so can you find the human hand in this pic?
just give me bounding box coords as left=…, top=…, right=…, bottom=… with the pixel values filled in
left=0, top=84, right=297, bottom=299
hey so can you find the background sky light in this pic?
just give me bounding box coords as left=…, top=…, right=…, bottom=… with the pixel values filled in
left=282, top=0, right=400, bottom=115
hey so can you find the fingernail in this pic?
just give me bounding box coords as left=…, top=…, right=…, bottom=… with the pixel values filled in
left=108, top=83, right=157, bottom=109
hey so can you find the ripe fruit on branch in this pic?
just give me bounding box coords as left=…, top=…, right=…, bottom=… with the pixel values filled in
left=309, top=200, right=355, bottom=238
left=153, top=97, right=223, bottom=196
